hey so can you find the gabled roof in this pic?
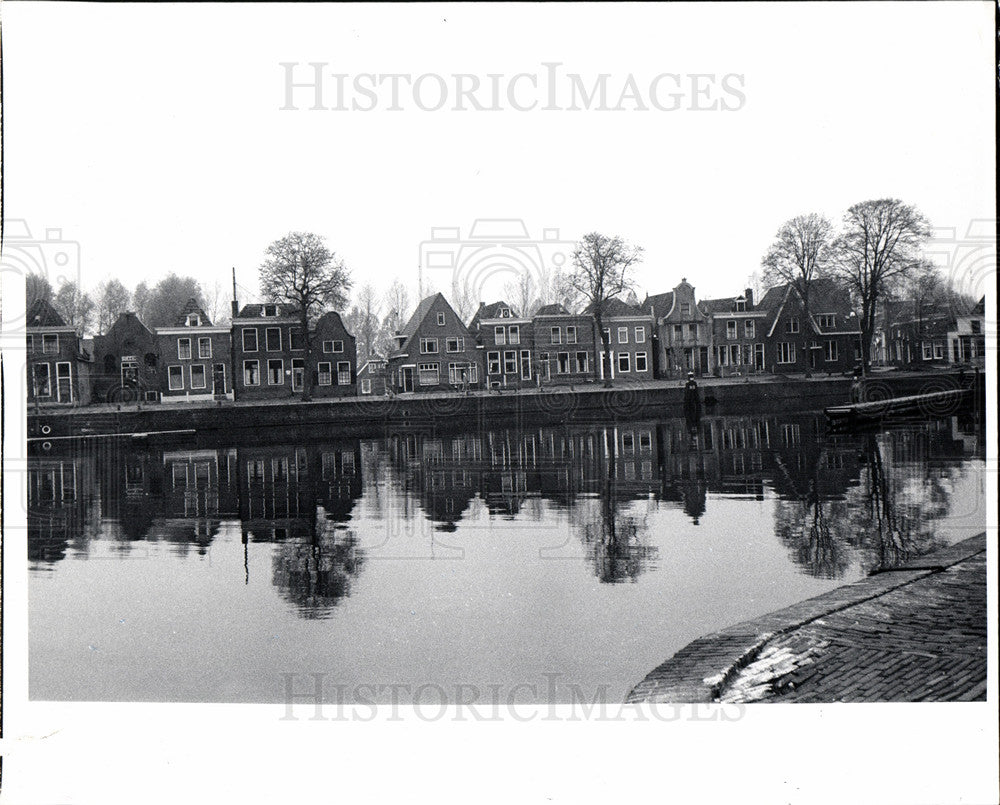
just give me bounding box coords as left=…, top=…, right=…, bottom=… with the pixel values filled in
left=27, top=298, right=67, bottom=328
left=397, top=293, right=444, bottom=340
left=236, top=302, right=299, bottom=319
left=469, top=300, right=517, bottom=329
left=642, top=292, right=674, bottom=320
left=756, top=285, right=788, bottom=310
left=582, top=297, right=644, bottom=317
left=172, top=298, right=213, bottom=326
left=314, top=310, right=352, bottom=334
left=698, top=297, right=740, bottom=315
left=535, top=303, right=570, bottom=316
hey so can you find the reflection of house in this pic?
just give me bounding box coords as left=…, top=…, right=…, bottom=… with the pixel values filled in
left=470, top=300, right=535, bottom=390
left=389, top=432, right=482, bottom=529
left=161, top=448, right=239, bottom=519
left=645, top=280, right=712, bottom=378
left=92, top=312, right=162, bottom=403
left=155, top=299, right=233, bottom=403
left=27, top=454, right=99, bottom=563
left=388, top=293, right=481, bottom=393
left=531, top=303, right=597, bottom=385
left=26, top=298, right=93, bottom=407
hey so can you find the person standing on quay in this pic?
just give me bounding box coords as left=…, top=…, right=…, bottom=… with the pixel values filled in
left=683, top=371, right=702, bottom=425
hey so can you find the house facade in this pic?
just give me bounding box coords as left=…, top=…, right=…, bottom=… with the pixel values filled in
left=26, top=298, right=93, bottom=407
left=701, top=289, right=770, bottom=376
left=92, top=312, right=162, bottom=403
left=948, top=296, right=986, bottom=367
left=470, top=301, right=535, bottom=389
left=586, top=298, right=655, bottom=383
left=231, top=303, right=307, bottom=401
left=531, top=303, right=598, bottom=385
left=357, top=358, right=388, bottom=395
left=309, top=311, right=357, bottom=397
left=155, top=298, right=233, bottom=403
left=644, top=279, right=713, bottom=377
left=387, top=293, right=481, bottom=393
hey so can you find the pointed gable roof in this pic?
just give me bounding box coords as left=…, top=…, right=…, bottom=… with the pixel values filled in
left=469, top=300, right=517, bottom=329
left=172, top=297, right=213, bottom=327
left=642, top=292, right=674, bottom=320
left=27, top=298, right=67, bottom=328
left=398, top=292, right=444, bottom=339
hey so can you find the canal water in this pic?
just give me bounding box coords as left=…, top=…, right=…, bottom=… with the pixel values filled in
left=28, top=411, right=986, bottom=703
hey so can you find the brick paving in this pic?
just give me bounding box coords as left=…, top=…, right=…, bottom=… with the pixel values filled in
left=628, top=534, right=987, bottom=703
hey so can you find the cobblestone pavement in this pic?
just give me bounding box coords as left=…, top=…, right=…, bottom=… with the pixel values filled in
left=628, top=534, right=987, bottom=703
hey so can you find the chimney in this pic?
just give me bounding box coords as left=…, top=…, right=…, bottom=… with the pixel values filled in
left=745, top=288, right=754, bottom=308
left=231, top=267, right=240, bottom=319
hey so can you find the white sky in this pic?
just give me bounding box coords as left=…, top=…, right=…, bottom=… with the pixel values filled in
left=3, top=2, right=995, bottom=311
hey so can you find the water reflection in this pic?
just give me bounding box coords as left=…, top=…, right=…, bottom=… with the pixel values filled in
left=28, top=412, right=984, bottom=611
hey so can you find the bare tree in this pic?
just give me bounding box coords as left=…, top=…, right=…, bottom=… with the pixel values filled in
left=53, top=281, right=95, bottom=335
left=26, top=274, right=54, bottom=310
left=95, top=278, right=132, bottom=333
left=354, top=283, right=381, bottom=360
left=259, top=231, right=352, bottom=401
left=903, top=262, right=946, bottom=348
left=200, top=279, right=231, bottom=327
left=503, top=269, right=536, bottom=317
left=133, top=281, right=152, bottom=323
left=379, top=278, right=411, bottom=355
left=568, top=232, right=644, bottom=386
left=761, top=213, right=834, bottom=375
left=449, top=277, right=478, bottom=323
left=143, top=274, right=205, bottom=327
left=830, top=200, right=932, bottom=372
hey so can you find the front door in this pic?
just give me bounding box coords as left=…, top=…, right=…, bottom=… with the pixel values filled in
left=213, top=363, right=227, bottom=395
left=291, top=359, right=305, bottom=392
left=402, top=366, right=414, bottom=392
left=56, top=362, right=72, bottom=403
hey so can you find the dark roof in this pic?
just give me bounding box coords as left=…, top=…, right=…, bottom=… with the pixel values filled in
left=172, top=298, right=213, bottom=327
left=535, top=303, right=570, bottom=316
left=582, top=297, right=644, bottom=317
left=699, top=297, right=739, bottom=315
left=398, top=293, right=444, bottom=339
left=469, top=300, right=516, bottom=329
left=642, top=292, right=674, bottom=320
left=756, top=285, right=788, bottom=310
left=27, top=298, right=67, bottom=328
left=236, top=302, right=299, bottom=319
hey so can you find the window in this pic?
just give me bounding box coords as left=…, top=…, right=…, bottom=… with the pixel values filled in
left=618, top=353, right=631, bottom=373
left=268, top=359, right=284, bottom=384
left=262, top=304, right=278, bottom=317
left=777, top=342, right=796, bottom=364
left=520, top=350, right=532, bottom=380
left=509, top=325, right=520, bottom=345
left=504, top=350, right=518, bottom=374
left=337, top=362, right=351, bottom=385
left=318, top=362, right=332, bottom=386
left=730, top=344, right=741, bottom=365
left=420, top=338, right=438, bottom=354
left=289, top=328, right=305, bottom=350
left=265, top=327, right=282, bottom=351
left=933, top=343, right=944, bottom=359
left=622, top=433, right=635, bottom=454
left=971, top=320, right=982, bottom=335
left=673, top=324, right=683, bottom=338
left=786, top=317, right=799, bottom=334
left=735, top=298, right=746, bottom=312
left=557, top=352, right=570, bottom=374
left=575, top=351, right=589, bottom=373
left=26, top=335, right=34, bottom=352
left=418, top=362, right=440, bottom=386
left=168, top=365, right=184, bottom=390
left=818, top=314, right=836, bottom=329
left=487, top=351, right=501, bottom=374
left=494, top=326, right=506, bottom=346
left=745, top=320, right=755, bottom=338
left=56, top=362, right=71, bottom=401
left=639, top=431, right=652, bottom=451
left=635, top=327, right=646, bottom=343
left=566, top=326, right=577, bottom=344
left=360, top=379, right=372, bottom=394
left=247, top=459, right=265, bottom=481
left=681, top=303, right=692, bottom=315
left=332, top=340, right=344, bottom=353
left=243, top=360, right=260, bottom=386
left=635, top=352, right=648, bottom=372
left=272, top=457, right=289, bottom=482
left=190, top=364, right=207, bottom=389
left=726, top=321, right=737, bottom=340
left=446, top=337, right=463, bottom=353
left=242, top=328, right=258, bottom=352
left=617, top=327, right=628, bottom=344
left=922, top=342, right=933, bottom=360
left=448, top=362, right=472, bottom=384
left=198, top=337, right=212, bottom=358
left=33, top=364, right=51, bottom=396
left=437, top=313, right=446, bottom=326
left=499, top=307, right=510, bottom=318
left=550, top=326, right=561, bottom=345
left=176, top=338, right=192, bottom=359
left=825, top=340, right=839, bottom=362
left=686, top=324, right=697, bottom=338
left=602, top=327, right=611, bottom=344
left=42, top=334, right=58, bottom=354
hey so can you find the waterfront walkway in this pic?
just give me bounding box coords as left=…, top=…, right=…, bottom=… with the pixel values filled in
left=627, top=533, right=987, bottom=703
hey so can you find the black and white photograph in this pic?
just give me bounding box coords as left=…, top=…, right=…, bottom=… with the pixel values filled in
left=1, top=2, right=996, bottom=803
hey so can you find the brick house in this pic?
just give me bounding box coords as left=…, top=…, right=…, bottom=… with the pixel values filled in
left=759, top=279, right=861, bottom=374
left=644, top=279, right=712, bottom=377
left=583, top=298, right=655, bottom=382
left=92, top=312, right=162, bottom=403
left=531, top=303, right=598, bottom=384
left=357, top=357, right=388, bottom=395
left=231, top=303, right=308, bottom=400
left=309, top=311, right=357, bottom=397
left=26, top=298, right=93, bottom=407
left=469, top=300, right=535, bottom=389
left=387, top=293, right=481, bottom=393
left=700, top=289, right=770, bottom=376
left=948, top=296, right=986, bottom=367
left=155, top=298, right=233, bottom=403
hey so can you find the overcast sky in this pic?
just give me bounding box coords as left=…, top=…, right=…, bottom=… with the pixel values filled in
left=3, top=2, right=995, bottom=313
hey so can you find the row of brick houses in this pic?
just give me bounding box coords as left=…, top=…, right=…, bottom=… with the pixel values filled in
left=26, top=281, right=987, bottom=407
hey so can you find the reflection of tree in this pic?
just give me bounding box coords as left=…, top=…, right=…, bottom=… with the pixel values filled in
left=272, top=523, right=365, bottom=619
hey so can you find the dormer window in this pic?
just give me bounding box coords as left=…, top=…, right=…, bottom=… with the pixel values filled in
left=186, top=313, right=201, bottom=327
left=499, top=308, right=510, bottom=318
left=262, top=304, right=278, bottom=317
left=437, top=313, right=446, bottom=326
left=735, top=298, right=746, bottom=312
